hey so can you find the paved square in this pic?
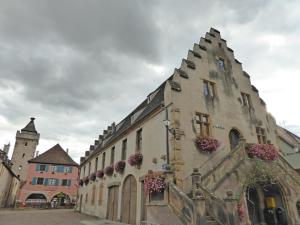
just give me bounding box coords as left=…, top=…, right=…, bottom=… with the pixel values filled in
left=0, top=209, right=127, bottom=225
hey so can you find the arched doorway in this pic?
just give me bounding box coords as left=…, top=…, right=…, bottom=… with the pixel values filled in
left=121, top=175, right=137, bottom=225
left=25, top=193, right=47, bottom=207
left=246, top=184, right=288, bottom=225
left=51, top=192, right=70, bottom=207
left=229, top=128, right=241, bottom=149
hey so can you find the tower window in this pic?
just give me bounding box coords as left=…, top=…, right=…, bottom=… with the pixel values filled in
left=22, top=153, right=25, bottom=158
left=203, top=80, right=215, bottom=98
left=24, top=142, right=28, bottom=146
left=241, top=92, right=252, bottom=108
left=217, top=58, right=225, bottom=70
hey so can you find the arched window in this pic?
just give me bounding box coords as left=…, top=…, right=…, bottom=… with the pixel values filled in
left=229, top=128, right=241, bottom=149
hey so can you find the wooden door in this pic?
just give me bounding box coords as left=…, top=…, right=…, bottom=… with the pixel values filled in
left=121, top=175, right=137, bottom=225
left=107, top=186, right=119, bottom=221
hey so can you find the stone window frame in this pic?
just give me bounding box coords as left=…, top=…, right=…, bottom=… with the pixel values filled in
left=256, top=127, right=267, bottom=144
left=121, top=139, right=127, bottom=161
left=94, top=157, right=98, bottom=173
left=195, top=112, right=211, bottom=137
left=102, top=152, right=106, bottom=170
left=110, top=146, right=115, bottom=165
left=203, top=79, right=216, bottom=98
left=241, top=92, right=252, bottom=108
left=136, top=128, right=143, bottom=152
left=216, top=57, right=225, bottom=70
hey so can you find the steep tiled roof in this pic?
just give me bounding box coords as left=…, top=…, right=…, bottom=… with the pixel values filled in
left=82, top=75, right=174, bottom=165
left=21, top=117, right=38, bottom=134
left=277, top=126, right=300, bottom=149
left=29, top=144, right=78, bottom=166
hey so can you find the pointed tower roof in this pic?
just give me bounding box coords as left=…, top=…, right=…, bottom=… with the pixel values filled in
left=21, top=117, right=38, bottom=134
left=28, top=144, right=78, bottom=166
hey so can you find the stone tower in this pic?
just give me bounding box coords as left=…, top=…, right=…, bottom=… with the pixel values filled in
left=11, top=118, right=40, bottom=181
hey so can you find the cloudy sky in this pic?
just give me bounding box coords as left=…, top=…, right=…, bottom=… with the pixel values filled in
left=0, top=0, right=299, bottom=163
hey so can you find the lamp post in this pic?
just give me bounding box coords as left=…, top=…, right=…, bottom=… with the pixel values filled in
left=163, top=103, right=174, bottom=166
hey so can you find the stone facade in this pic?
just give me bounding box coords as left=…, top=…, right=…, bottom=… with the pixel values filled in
left=0, top=150, right=20, bottom=207
left=77, top=28, right=300, bottom=225
left=11, top=118, right=39, bottom=181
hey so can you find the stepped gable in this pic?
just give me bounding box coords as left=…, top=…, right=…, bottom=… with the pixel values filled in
left=21, top=117, right=38, bottom=134
left=28, top=144, right=78, bottom=166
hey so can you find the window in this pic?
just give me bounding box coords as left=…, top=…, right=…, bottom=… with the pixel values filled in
left=217, top=58, right=225, bottom=70
left=24, top=142, right=28, bottom=147
left=64, top=166, right=72, bottom=173
left=110, top=147, right=115, bottom=164
left=22, top=153, right=25, bottom=158
left=91, top=185, right=96, bottom=205
left=195, top=113, right=210, bottom=136
left=95, top=157, right=98, bottom=173
left=39, top=165, right=46, bottom=172
left=85, top=193, right=88, bottom=203
left=98, top=184, right=104, bottom=205
left=203, top=80, right=215, bottom=98
left=88, top=162, right=91, bottom=175
left=241, top=92, right=252, bottom=108
left=37, top=177, right=44, bottom=185
left=121, top=139, right=127, bottom=160
left=136, top=129, right=143, bottom=151
left=61, top=179, right=68, bottom=186
left=102, top=152, right=106, bottom=169
left=83, top=165, right=86, bottom=177
left=256, top=127, right=266, bottom=144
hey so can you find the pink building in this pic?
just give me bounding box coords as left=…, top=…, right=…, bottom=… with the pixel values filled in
left=18, top=144, right=79, bottom=207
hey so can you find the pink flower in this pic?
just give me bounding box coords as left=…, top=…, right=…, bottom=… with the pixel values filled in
left=248, top=144, right=278, bottom=161
left=194, top=136, right=220, bottom=153
left=237, top=203, right=246, bottom=221
left=104, top=165, right=114, bottom=176
left=144, top=172, right=166, bottom=194
left=89, top=172, right=96, bottom=181
left=128, top=153, right=143, bottom=166
left=115, top=160, right=126, bottom=173
left=96, top=170, right=104, bottom=178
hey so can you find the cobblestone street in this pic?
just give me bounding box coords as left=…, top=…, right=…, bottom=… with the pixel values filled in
left=0, top=209, right=127, bottom=225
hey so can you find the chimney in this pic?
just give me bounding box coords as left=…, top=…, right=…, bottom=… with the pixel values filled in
left=111, top=122, right=116, bottom=133
left=66, top=148, right=69, bottom=154
left=35, top=151, right=39, bottom=157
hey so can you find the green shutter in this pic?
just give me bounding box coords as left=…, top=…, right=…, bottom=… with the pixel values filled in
left=44, top=178, right=48, bottom=186
left=35, top=164, right=40, bottom=171
left=32, top=177, right=37, bottom=185
left=45, top=165, right=49, bottom=172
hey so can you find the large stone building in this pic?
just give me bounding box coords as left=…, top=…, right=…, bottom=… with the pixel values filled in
left=11, top=118, right=40, bottom=181
left=18, top=144, right=79, bottom=207
left=77, top=28, right=300, bottom=225
left=0, top=146, right=20, bottom=207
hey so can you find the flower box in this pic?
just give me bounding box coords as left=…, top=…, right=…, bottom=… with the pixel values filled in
left=247, top=144, right=279, bottom=161
left=79, top=179, right=84, bottom=186
left=115, top=160, right=126, bottom=173
left=144, top=171, right=166, bottom=194
left=104, top=165, right=114, bottom=176
left=194, top=136, right=220, bottom=153
left=96, top=170, right=104, bottom=179
left=89, top=172, right=96, bottom=181
left=128, top=152, right=143, bottom=167
left=83, top=176, right=89, bottom=185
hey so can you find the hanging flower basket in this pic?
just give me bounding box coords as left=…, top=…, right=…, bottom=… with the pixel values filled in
left=247, top=144, right=279, bottom=161
left=96, top=170, right=104, bottom=179
left=115, top=160, right=126, bottom=173
left=84, top=176, right=89, bottom=185
left=89, top=172, right=96, bottom=181
left=128, top=152, right=143, bottom=167
left=194, top=136, right=220, bottom=153
left=237, top=202, right=246, bottom=221
left=104, top=165, right=114, bottom=176
left=144, top=171, right=166, bottom=194
left=79, top=179, right=84, bottom=186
